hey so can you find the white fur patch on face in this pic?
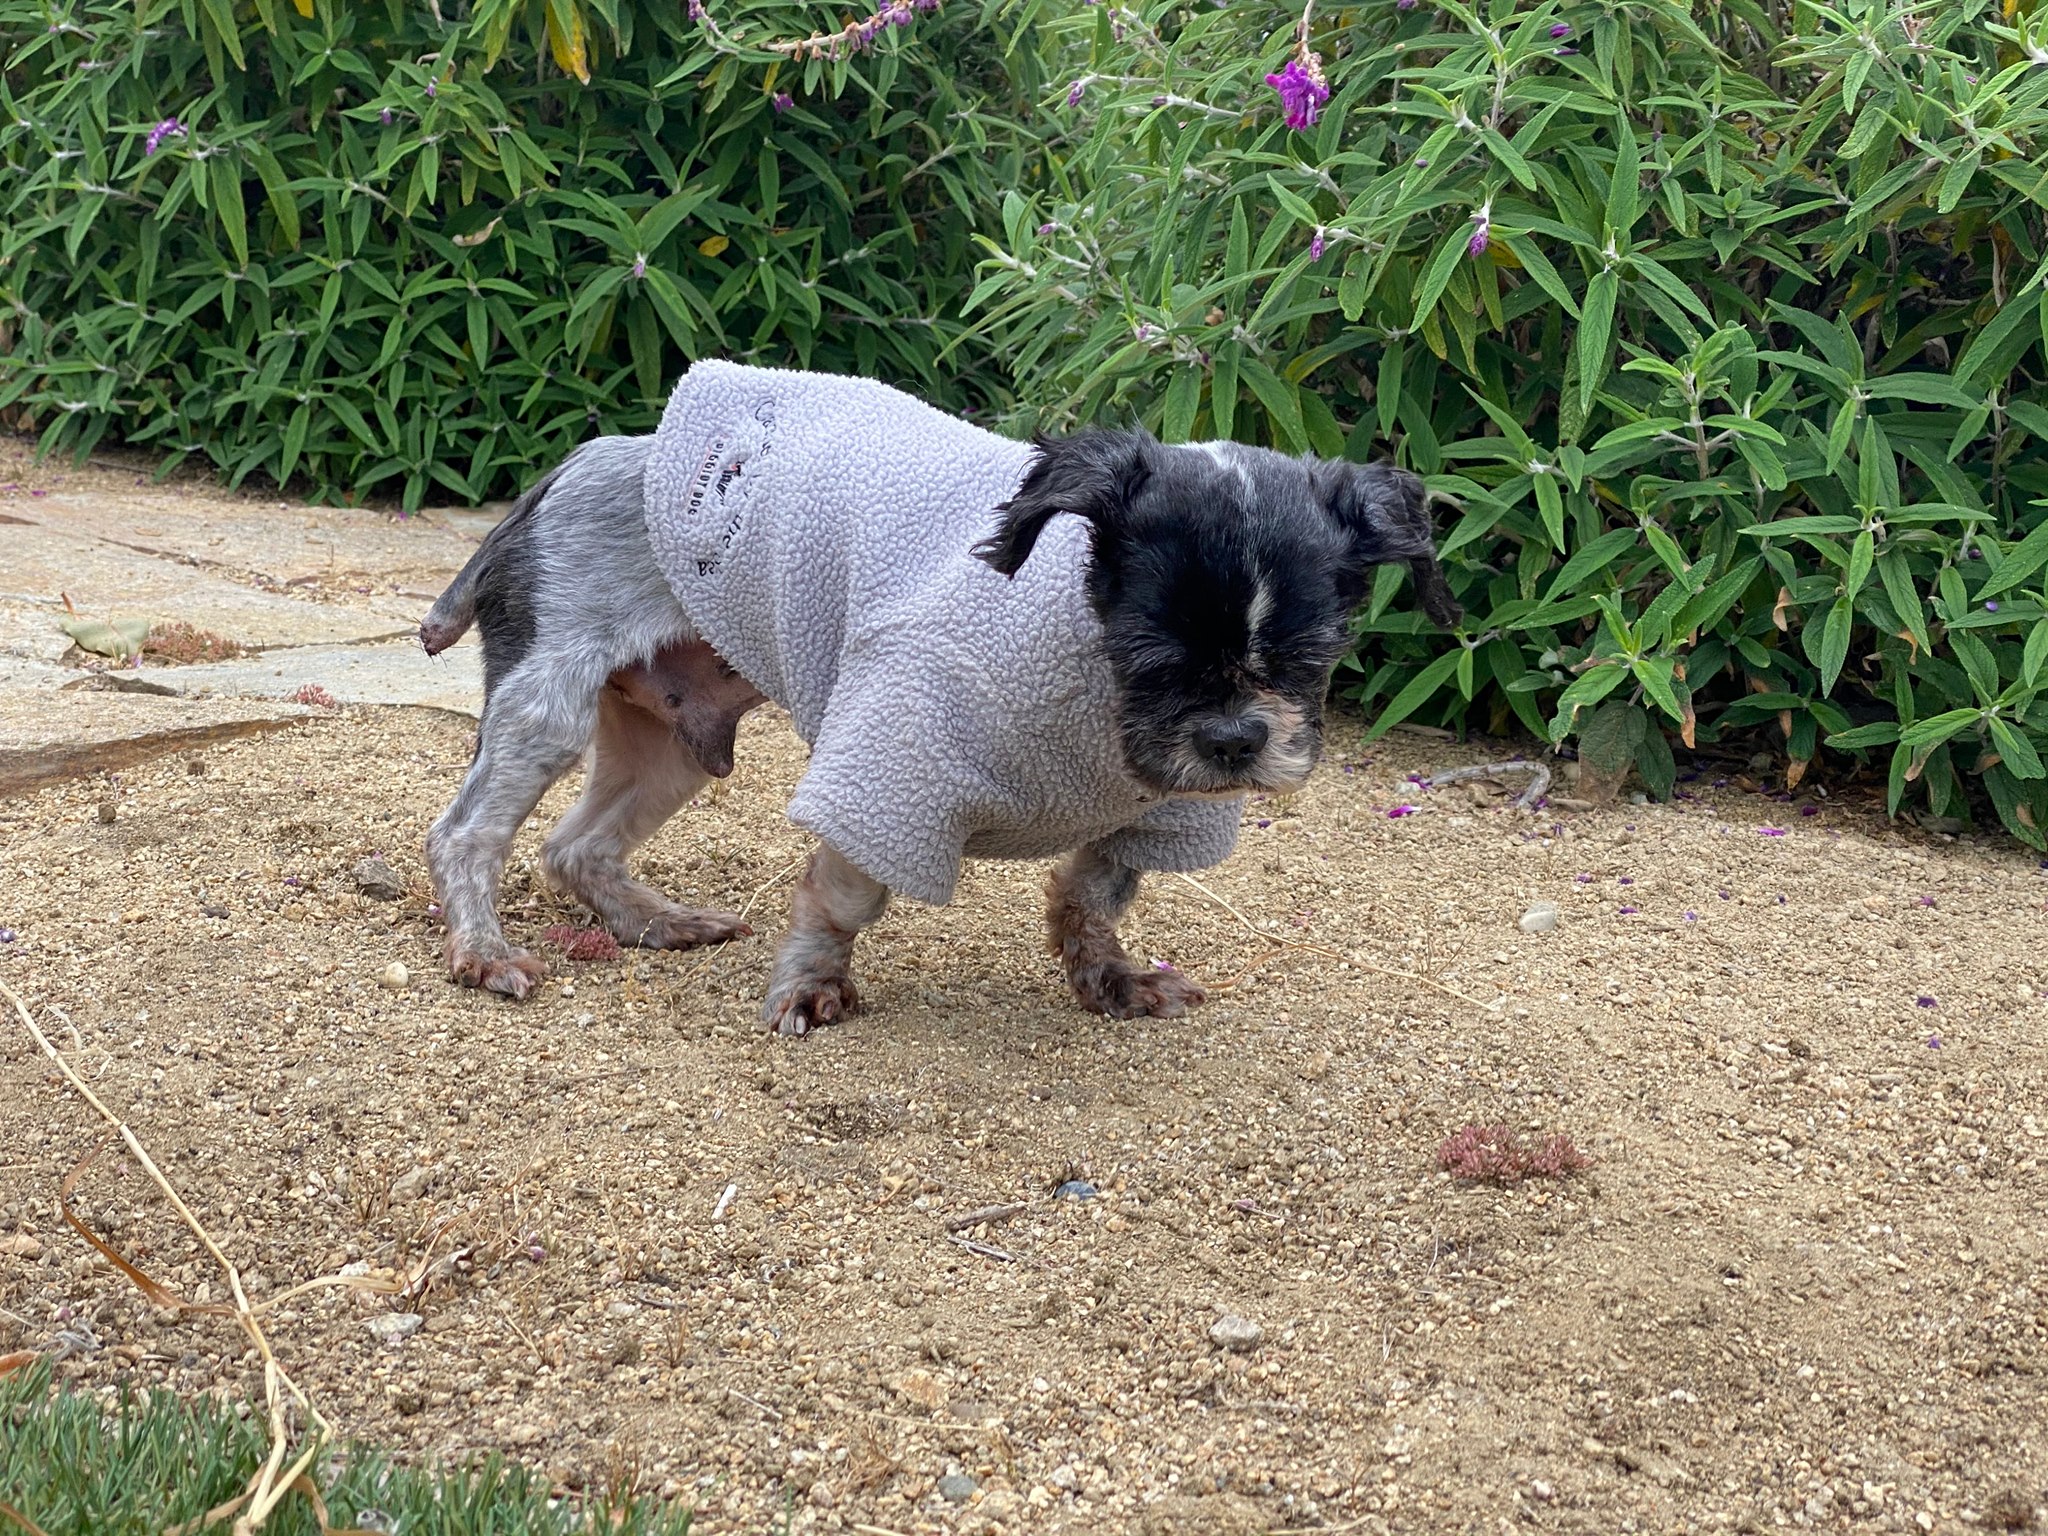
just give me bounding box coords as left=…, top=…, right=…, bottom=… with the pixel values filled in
left=1245, top=577, right=1275, bottom=673
left=1190, top=440, right=1253, bottom=493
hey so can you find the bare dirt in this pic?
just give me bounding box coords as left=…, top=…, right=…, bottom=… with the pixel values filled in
left=3, top=459, right=2047, bottom=1536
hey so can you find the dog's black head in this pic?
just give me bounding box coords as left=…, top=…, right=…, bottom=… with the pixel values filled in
left=974, top=428, right=1460, bottom=798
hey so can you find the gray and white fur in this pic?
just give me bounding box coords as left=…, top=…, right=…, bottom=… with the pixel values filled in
left=421, top=361, right=1458, bottom=1033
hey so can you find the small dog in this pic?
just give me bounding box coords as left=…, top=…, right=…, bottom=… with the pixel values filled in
left=421, top=361, right=1457, bottom=1034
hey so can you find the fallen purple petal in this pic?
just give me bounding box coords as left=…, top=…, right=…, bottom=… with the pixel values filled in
left=1618, top=876, right=1634, bottom=886
left=1387, top=805, right=1416, bottom=818
left=1919, top=895, right=1936, bottom=908
left=1683, top=910, right=1697, bottom=922
left=0, top=927, right=15, bottom=943
left=1574, top=873, right=1592, bottom=883
left=1916, top=996, right=1936, bottom=1008
left=1759, top=827, right=1786, bottom=836
left=1927, top=1035, right=1942, bottom=1048
left=1618, top=905, right=1639, bottom=915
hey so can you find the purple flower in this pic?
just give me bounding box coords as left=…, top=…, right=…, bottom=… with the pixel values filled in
left=144, top=118, right=185, bottom=157
left=1927, top=1034, right=1942, bottom=1048
left=1916, top=995, right=1936, bottom=1008
left=631, top=253, right=646, bottom=278
left=1467, top=204, right=1491, bottom=258
left=1153, top=959, right=1175, bottom=972
left=1759, top=827, right=1786, bottom=836
left=1309, top=227, right=1327, bottom=262
left=689, top=0, right=705, bottom=17
left=1387, top=805, right=1416, bottom=818
left=1037, top=221, right=1055, bottom=235
left=1067, top=80, right=1086, bottom=106
left=771, top=91, right=794, bottom=113
left=1264, top=58, right=1330, bottom=131
left=1549, top=21, right=1570, bottom=36
left=1397, top=0, right=1416, bottom=8
left=425, top=78, right=438, bottom=98
left=380, top=108, right=394, bottom=125
left=1986, top=600, right=2000, bottom=612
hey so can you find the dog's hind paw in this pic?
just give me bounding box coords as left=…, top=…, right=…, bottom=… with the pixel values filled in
left=760, top=974, right=860, bottom=1037
left=620, top=906, right=753, bottom=950
left=1069, top=962, right=1207, bottom=1020
left=447, top=942, right=548, bottom=1000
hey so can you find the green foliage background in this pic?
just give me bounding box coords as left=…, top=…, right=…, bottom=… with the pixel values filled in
left=0, top=0, right=1044, bottom=507
left=9, top=0, right=2048, bottom=845
left=970, top=0, right=2048, bottom=845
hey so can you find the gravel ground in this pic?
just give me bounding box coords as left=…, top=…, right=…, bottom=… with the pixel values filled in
left=2, top=690, right=2046, bottom=1535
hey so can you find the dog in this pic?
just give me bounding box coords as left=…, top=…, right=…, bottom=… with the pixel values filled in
left=421, top=361, right=1458, bottom=1034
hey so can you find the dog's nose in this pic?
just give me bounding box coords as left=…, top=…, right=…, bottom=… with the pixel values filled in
left=1193, top=716, right=1269, bottom=771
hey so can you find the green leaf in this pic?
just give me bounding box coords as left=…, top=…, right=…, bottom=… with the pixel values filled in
left=59, top=616, right=151, bottom=658
left=1978, top=516, right=2048, bottom=601
left=1575, top=270, right=1618, bottom=419
left=1899, top=709, right=1982, bottom=749
left=1825, top=721, right=1901, bottom=749
left=1410, top=226, right=1471, bottom=333
left=1161, top=368, right=1201, bottom=444
left=1989, top=718, right=2046, bottom=780
left=1815, top=595, right=1852, bottom=696
left=1362, top=649, right=1463, bottom=740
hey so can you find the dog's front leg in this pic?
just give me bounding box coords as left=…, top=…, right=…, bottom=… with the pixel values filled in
left=1046, top=841, right=1206, bottom=1019
left=760, top=843, right=891, bottom=1036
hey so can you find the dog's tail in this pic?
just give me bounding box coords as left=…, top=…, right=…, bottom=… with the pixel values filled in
left=418, top=464, right=564, bottom=655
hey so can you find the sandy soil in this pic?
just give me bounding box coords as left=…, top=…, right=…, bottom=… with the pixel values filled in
left=2, top=689, right=2045, bottom=1536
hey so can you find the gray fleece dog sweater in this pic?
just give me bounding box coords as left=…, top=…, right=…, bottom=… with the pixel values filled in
left=643, top=359, right=1242, bottom=905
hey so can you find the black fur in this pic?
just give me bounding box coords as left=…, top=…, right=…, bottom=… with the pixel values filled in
left=976, top=431, right=1459, bottom=797
left=463, top=470, right=555, bottom=694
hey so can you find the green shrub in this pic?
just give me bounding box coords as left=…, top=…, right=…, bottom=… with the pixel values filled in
left=0, top=0, right=1047, bottom=508
left=970, top=0, right=2048, bottom=844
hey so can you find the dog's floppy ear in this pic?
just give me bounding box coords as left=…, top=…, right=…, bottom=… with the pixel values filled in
left=1310, top=459, right=1462, bottom=628
left=974, top=428, right=1154, bottom=577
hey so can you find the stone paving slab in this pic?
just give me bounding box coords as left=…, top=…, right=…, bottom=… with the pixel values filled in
left=0, top=689, right=312, bottom=798
left=11, top=486, right=480, bottom=587
left=155, top=637, right=485, bottom=717
left=4, top=521, right=429, bottom=651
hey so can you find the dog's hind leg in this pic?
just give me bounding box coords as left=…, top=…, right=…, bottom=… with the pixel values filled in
left=540, top=688, right=753, bottom=950
left=760, top=843, right=891, bottom=1037
left=427, top=690, right=591, bottom=1000
left=1046, top=840, right=1206, bottom=1019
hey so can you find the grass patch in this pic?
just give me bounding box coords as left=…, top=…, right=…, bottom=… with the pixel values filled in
left=0, top=1359, right=695, bottom=1536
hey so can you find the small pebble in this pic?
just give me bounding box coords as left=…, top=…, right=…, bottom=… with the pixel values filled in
left=1209, top=1314, right=1263, bottom=1352
left=936, top=1474, right=980, bottom=1503
left=352, top=856, right=405, bottom=901
left=365, top=1312, right=423, bottom=1345
left=1054, top=1180, right=1098, bottom=1201
left=1519, top=902, right=1559, bottom=935
left=0, top=927, right=15, bottom=944
left=379, top=961, right=410, bottom=991
left=96, top=800, right=117, bottom=824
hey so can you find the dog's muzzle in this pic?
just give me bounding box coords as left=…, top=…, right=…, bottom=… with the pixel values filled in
left=1192, top=714, right=1270, bottom=773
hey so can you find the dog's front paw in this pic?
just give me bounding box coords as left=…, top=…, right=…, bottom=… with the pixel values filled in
left=621, top=906, right=754, bottom=950
left=447, top=941, right=548, bottom=1000
left=1069, top=962, right=1207, bottom=1020
left=760, top=974, right=860, bottom=1037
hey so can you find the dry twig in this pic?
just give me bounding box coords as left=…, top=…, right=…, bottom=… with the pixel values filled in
left=943, top=1202, right=1026, bottom=1232
left=2, top=977, right=381, bottom=1535
left=1423, top=758, right=1552, bottom=810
